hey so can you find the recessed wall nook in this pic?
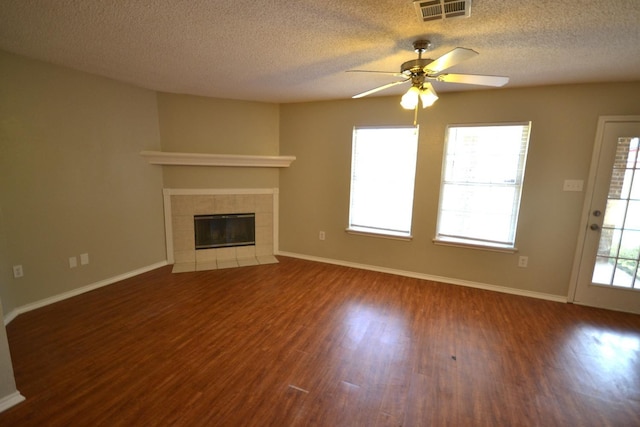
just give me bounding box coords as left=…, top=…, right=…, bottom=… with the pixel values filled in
left=163, top=188, right=279, bottom=273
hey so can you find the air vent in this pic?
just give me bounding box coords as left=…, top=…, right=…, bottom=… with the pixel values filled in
left=413, top=0, right=471, bottom=21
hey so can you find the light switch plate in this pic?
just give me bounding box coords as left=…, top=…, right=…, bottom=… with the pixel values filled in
left=563, top=179, right=584, bottom=192
left=13, top=265, right=24, bottom=278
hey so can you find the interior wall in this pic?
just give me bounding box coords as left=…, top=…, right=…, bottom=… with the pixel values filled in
left=0, top=51, right=167, bottom=313
left=156, top=93, right=281, bottom=189
left=279, top=82, right=640, bottom=298
left=0, top=205, right=15, bottom=315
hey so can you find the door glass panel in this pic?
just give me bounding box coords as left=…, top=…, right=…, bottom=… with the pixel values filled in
left=592, top=137, right=640, bottom=289
left=620, top=230, right=640, bottom=260
left=593, top=256, right=615, bottom=284
left=629, top=137, right=639, bottom=167
left=612, top=260, right=637, bottom=288
left=631, top=174, right=640, bottom=200
left=603, top=200, right=626, bottom=227
left=619, top=169, right=633, bottom=199
left=597, top=228, right=622, bottom=257
left=627, top=201, right=640, bottom=230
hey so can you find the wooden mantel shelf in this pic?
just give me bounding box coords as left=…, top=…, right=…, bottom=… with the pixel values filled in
left=140, top=151, right=296, bottom=168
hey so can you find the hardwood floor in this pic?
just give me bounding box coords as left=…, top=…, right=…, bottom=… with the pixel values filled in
left=1, top=256, right=639, bottom=426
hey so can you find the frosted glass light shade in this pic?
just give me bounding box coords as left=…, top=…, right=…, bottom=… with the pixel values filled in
left=400, top=86, right=420, bottom=110
left=400, top=85, right=439, bottom=109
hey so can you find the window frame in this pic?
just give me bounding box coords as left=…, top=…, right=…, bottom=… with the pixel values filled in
left=434, top=121, right=532, bottom=252
left=346, top=125, right=420, bottom=240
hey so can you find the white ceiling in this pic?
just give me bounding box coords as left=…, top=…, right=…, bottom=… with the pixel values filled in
left=1, top=0, right=639, bottom=104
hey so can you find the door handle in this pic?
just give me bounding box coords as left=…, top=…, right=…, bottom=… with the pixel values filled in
left=590, top=224, right=600, bottom=231
left=592, top=210, right=602, bottom=217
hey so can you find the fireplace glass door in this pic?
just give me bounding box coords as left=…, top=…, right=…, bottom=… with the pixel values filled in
left=194, top=213, right=256, bottom=249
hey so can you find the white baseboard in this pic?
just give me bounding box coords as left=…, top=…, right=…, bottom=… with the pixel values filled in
left=3, top=310, right=18, bottom=326
left=0, top=391, right=26, bottom=413
left=276, top=251, right=567, bottom=303
left=4, top=253, right=568, bottom=326
left=4, top=261, right=168, bottom=325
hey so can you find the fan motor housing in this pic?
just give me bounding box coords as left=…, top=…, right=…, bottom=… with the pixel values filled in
left=401, top=59, right=432, bottom=75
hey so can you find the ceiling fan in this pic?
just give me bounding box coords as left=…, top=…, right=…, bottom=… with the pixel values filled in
left=349, top=40, right=509, bottom=110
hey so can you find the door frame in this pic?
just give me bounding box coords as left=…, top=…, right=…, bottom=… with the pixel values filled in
left=568, top=115, right=640, bottom=304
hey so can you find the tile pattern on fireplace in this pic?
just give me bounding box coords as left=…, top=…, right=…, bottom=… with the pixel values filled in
left=169, top=192, right=277, bottom=273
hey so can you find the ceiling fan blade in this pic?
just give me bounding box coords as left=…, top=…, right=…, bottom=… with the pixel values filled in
left=438, top=73, right=509, bottom=87
left=423, top=47, right=478, bottom=74
left=347, top=70, right=405, bottom=77
left=352, top=79, right=409, bottom=99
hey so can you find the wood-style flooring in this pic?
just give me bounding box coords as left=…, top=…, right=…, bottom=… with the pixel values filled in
left=1, top=256, right=639, bottom=426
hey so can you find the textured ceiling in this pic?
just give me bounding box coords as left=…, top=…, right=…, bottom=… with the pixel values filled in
left=1, top=0, right=639, bottom=103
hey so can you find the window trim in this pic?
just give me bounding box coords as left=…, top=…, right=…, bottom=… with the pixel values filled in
left=434, top=121, right=531, bottom=251
left=347, top=125, right=419, bottom=239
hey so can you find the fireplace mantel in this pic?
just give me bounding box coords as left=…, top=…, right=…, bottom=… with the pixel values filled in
left=140, top=151, right=295, bottom=168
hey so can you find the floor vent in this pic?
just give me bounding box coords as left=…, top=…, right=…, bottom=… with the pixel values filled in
left=413, top=0, right=471, bottom=21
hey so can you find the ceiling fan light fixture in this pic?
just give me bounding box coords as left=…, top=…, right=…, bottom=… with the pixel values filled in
left=401, top=85, right=438, bottom=110
left=400, top=86, right=420, bottom=110
left=419, top=88, right=438, bottom=108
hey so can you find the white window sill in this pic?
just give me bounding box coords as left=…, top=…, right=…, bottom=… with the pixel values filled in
left=346, top=227, right=413, bottom=241
left=433, top=237, right=517, bottom=253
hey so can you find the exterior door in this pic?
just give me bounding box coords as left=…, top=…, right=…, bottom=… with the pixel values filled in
left=571, top=116, right=640, bottom=314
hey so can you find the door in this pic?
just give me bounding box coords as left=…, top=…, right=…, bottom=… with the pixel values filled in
left=571, top=116, right=640, bottom=314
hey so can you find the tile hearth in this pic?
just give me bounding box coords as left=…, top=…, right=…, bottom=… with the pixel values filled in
left=164, top=189, right=279, bottom=273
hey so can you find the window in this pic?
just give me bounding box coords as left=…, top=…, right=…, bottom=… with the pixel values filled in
left=348, top=126, right=419, bottom=238
left=435, top=122, right=531, bottom=250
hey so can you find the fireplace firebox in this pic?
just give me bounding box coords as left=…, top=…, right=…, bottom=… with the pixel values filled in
left=194, top=213, right=256, bottom=249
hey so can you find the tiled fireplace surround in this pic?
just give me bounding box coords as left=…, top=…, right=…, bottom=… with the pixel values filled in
left=163, top=188, right=279, bottom=273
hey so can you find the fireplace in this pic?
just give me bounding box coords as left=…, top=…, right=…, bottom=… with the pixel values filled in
left=163, top=188, right=279, bottom=273
left=194, top=213, right=255, bottom=249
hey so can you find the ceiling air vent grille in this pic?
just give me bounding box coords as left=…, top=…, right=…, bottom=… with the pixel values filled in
left=413, top=0, right=471, bottom=22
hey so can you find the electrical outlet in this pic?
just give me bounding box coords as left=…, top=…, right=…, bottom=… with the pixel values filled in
left=80, top=253, right=89, bottom=265
left=319, top=231, right=326, bottom=241
left=69, top=256, right=78, bottom=268
left=13, top=265, right=23, bottom=278
left=518, top=256, right=528, bottom=268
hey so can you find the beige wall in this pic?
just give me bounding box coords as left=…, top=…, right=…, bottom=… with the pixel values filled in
left=279, top=82, right=640, bottom=298
left=0, top=51, right=166, bottom=313
left=0, top=203, right=14, bottom=314
left=157, top=93, right=280, bottom=189
left=0, top=49, right=638, bottom=312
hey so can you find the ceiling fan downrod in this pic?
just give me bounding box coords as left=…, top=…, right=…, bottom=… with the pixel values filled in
left=413, top=39, right=431, bottom=56
left=402, top=39, right=433, bottom=77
